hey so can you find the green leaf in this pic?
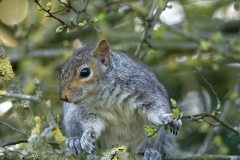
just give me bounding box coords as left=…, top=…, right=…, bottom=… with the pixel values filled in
left=56, top=114, right=61, bottom=123
left=144, top=126, right=157, bottom=139
left=41, top=115, right=46, bottom=121
left=213, top=32, right=223, bottom=43
left=155, top=27, right=164, bottom=38
left=96, top=13, right=108, bottom=22
left=172, top=108, right=184, bottom=122
left=172, top=108, right=179, bottom=119
left=148, top=49, right=156, bottom=55
left=171, top=98, right=177, bottom=107
left=139, top=27, right=145, bottom=33
left=93, top=18, right=99, bottom=23
left=78, top=22, right=86, bottom=27
left=213, top=135, right=222, bottom=147
left=200, top=40, right=212, bottom=51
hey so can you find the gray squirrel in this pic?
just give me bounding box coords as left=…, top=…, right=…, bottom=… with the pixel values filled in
left=59, top=39, right=182, bottom=160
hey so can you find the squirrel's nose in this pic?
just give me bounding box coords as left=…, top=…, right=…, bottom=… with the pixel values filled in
left=59, top=92, right=72, bottom=102
left=59, top=94, right=68, bottom=102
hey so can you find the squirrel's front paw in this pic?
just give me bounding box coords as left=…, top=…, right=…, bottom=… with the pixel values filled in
left=80, top=128, right=96, bottom=154
left=158, top=114, right=182, bottom=135
left=158, top=113, right=174, bottom=125
left=169, top=119, right=182, bottom=136
left=66, top=137, right=82, bottom=156
left=138, top=148, right=162, bottom=160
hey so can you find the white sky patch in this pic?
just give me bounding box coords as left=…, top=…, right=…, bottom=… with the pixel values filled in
left=0, top=101, right=12, bottom=115
left=213, top=2, right=240, bottom=20
left=160, top=1, right=185, bottom=25
left=190, top=0, right=219, bottom=7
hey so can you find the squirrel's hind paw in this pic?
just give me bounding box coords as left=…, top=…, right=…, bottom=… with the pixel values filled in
left=138, top=148, right=162, bottom=160
left=66, top=137, right=82, bottom=156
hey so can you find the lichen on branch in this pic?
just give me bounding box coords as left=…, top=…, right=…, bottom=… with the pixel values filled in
left=0, top=57, right=15, bottom=81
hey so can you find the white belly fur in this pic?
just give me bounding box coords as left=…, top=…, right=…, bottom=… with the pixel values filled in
left=93, top=103, right=149, bottom=152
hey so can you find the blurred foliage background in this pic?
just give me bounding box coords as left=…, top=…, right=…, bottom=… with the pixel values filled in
left=0, top=0, right=240, bottom=158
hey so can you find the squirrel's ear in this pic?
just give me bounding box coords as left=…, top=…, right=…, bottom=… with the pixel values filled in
left=93, top=39, right=110, bottom=66
left=73, top=39, right=84, bottom=52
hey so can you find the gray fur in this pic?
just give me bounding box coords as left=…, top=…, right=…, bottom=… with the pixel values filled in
left=60, top=43, right=181, bottom=159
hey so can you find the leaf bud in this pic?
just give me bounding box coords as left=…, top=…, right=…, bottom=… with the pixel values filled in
left=47, top=2, right=52, bottom=9
left=56, top=26, right=63, bottom=33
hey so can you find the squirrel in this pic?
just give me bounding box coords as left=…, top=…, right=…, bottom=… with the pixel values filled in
left=59, top=39, right=182, bottom=160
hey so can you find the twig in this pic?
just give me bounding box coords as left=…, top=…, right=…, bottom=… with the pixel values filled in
left=134, top=0, right=158, bottom=57
left=74, top=0, right=89, bottom=24
left=135, top=0, right=170, bottom=58
left=0, top=80, right=42, bottom=102
left=34, top=0, right=98, bottom=32
left=91, top=23, right=102, bottom=33
left=33, top=0, right=65, bottom=25
left=182, top=113, right=240, bottom=137
left=31, top=126, right=55, bottom=148
left=30, top=79, right=66, bottom=149
left=141, top=45, right=149, bottom=61
left=202, top=119, right=220, bottom=127
left=58, top=0, right=77, bottom=13
left=202, top=76, right=221, bottom=109
left=0, top=121, right=27, bottom=137
left=50, top=7, right=68, bottom=14
left=0, top=92, right=40, bottom=102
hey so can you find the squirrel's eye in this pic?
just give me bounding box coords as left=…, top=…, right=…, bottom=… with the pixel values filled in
left=80, top=68, right=91, bottom=78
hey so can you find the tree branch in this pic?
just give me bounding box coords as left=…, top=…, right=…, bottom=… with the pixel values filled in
left=0, top=121, right=27, bottom=137
left=0, top=91, right=40, bottom=102
left=182, top=113, right=240, bottom=137
left=0, top=42, right=35, bottom=137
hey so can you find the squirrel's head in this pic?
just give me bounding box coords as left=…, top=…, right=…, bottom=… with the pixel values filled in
left=59, top=39, right=111, bottom=103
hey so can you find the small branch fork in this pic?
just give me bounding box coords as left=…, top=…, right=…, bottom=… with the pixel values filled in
left=202, top=76, right=221, bottom=117
left=135, top=0, right=170, bottom=59
left=182, top=77, right=240, bottom=137
left=182, top=113, right=240, bottom=137
left=33, top=0, right=65, bottom=25
left=33, top=0, right=100, bottom=32
left=0, top=121, right=27, bottom=137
